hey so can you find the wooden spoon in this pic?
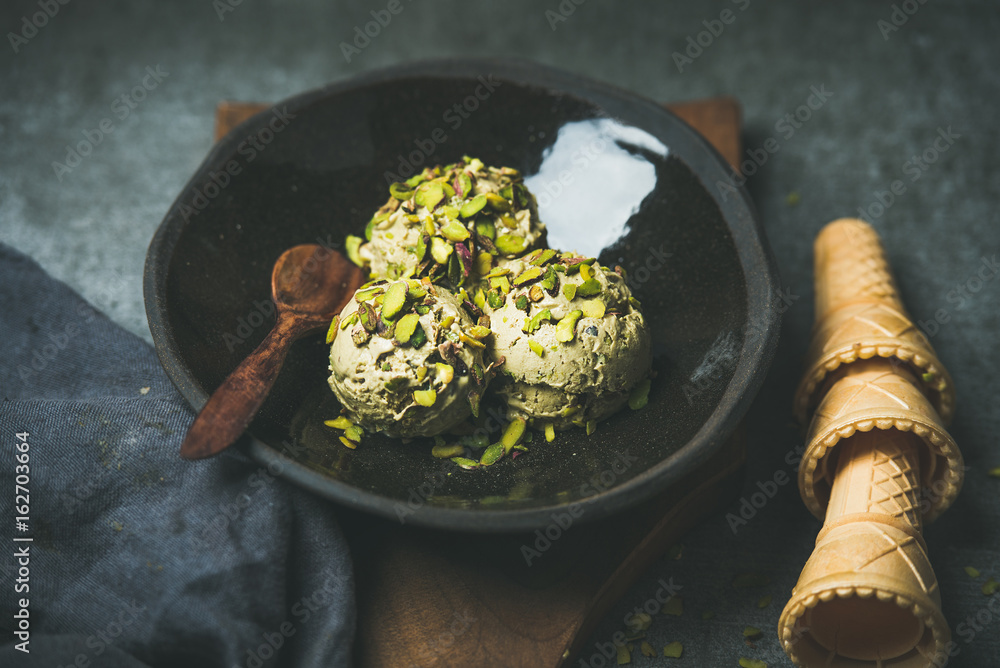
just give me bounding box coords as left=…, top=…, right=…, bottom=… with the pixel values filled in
left=180, top=244, right=365, bottom=460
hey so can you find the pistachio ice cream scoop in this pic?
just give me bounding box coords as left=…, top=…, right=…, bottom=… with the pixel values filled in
left=350, top=157, right=546, bottom=286
left=328, top=278, right=491, bottom=438
left=481, top=251, right=652, bottom=430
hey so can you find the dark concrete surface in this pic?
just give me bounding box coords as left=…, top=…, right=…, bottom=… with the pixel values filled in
left=2, top=1, right=998, bottom=665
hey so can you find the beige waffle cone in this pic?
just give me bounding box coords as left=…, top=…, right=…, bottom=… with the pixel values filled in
left=799, top=359, right=963, bottom=522
left=780, top=428, right=950, bottom=666
left=793, top=218, right=955, bottom=425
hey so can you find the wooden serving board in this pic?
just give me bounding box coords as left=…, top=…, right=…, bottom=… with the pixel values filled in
left=215, top=96, right=744, bottom=667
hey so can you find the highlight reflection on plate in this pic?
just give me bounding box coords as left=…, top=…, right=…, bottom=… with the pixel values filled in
left=145, top=59, right=779, bottom=532
left=525, top=118, right=668, bottom=256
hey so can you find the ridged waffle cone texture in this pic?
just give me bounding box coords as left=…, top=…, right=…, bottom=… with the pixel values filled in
left=793, top=218, right=955, bottom=425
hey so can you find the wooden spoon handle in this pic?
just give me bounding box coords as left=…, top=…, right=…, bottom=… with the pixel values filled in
left=180, top=313, right=302, bottom=460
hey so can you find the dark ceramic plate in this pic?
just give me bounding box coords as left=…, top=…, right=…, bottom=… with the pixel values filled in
left=145, top=59, right=780, bottom=533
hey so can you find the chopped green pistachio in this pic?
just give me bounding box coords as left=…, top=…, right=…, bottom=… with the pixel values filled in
left=466, top=157, right=484, bottom=172
left=513, top=266, right=543, bottom=286
left=460, top=194, right=487, bottom=218
left=430, top=236, right=453, bottom=264
left=405, top=280, right=427, bottom=299
left=405, top=173, right=426, bottom=187
left=474, top=251, right=492, bottom=276
left=529, top=249, right=558, bottom=266
left=475, top=218, right=496, bottom=240
left=439, top=204, right=460, bottom=219
left=413, top=389, right=437, bottom=407
left=489, top=275, right=511, bottom=294
left=381, top=281, right=408, bottom=320
left=586, top=420, right=597, bottom=436
left=629, top=296, right=642, bottom=310
left=389, top=182, right=414, bottom=200
left=345, top=235, right=364, bottom=267
left=474, top=288, right=487, bottom=311
left=433, top=363, right=454, bottom=385
left=528, top=340, right=544, bottom=357
left=432, top=443, right=464, bottom=459
left=359, top=302, right=378, bottom=332
left=738, top=659, right=766, bottom=668
left=324, top=417, right=354, bottom=430
left=410, top=323, right=427, bottom=348
left=922, top=371, right=936, bottom=383
left=965, top=566, right=982, bottom=578
left=501, top=418, right=527, bottom=452
left=640, top=641, right=656, bottom=658
left=354, top=286, right=384, bottom=303
left=341, top=312, right=358, bottom=329
left=414, top=181, right=444, bottom=209
left=556, top=310, right=583, bottom=342
left=496, top=234, right=527, bottom=255
left=743, top=626, right=763, bottom=640
left=450, top=456, right=480, bottom=470
left=540, top=265, right=558, bottom=291
left=528, top=285, right=544, bottom=302
left=577, top=278, right=602, bottom=297
left=628, top=379, right=651, bottom=410
left=345, top=425, right=364, bottom=442
left=662, top=595, right=683, bottom=616
left=580, top=298, right=605, bottom=318
left=983, top=578, right=999, bottom=595
left=616, top=644, right=630, bottom=665
left=545, top=423, right=556, bottom=442
left=440, top=315, right=455, bottom=329
left=485, top=192, right=510, bottom=212
left=487, top=289, right=505, bottom=309
left=757, top=595, right=772, bottom=608
left=440, top=219, right=470, bottom=242
left=480, top=442, right=504, bottom=466
left=394, top=313, right=421, bottom=344
left=423, top=217, right=436, bottom=237
left=514, top=294, right=529, bottom=311
left=523, top=309, right=553, bottom=334
left=485, top=266, right=510, bottom=278
left=459, top=332, right=486, bottom=349
left=325, top=315, right=340, bottom=344
left=416, top=366, right=428, bottom=383
left=338, top=436, right=357, bottom=449
left=467, top=325, right=491, bottom=339
left=579, top=262, right=593, bottom=281
left=663, top=642, right=683, bottom=659
left=562, top=283, right=577, bottom=301
left=454, top=172, right=473, bottom=198
left=351, top=327, right=371, bottom=346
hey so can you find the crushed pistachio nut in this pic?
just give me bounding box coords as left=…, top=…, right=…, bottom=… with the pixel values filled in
left=529, top=340, right=545, bottom=357
left=432, top=443, right=464, bottom=459
left=501, top=418, right=527, bottom=453
left=562, top=283, right=577, bottom=301
left=545, top=423, right=556, bottom=442
left=324, top=417, right=354, bottom=430
left=413, top=389, right=437, bottom=407
left=450, top=457, right=480, bottom=470
left=556, top=310, right=583, bottom=343
left=480, top=442, right=504, bottom=466
left=325, top=315, right=340, bottom=344
left=628, top=379, right=651, bottom=410
left=757, top=595, right=772, bottom=609
left=965, top=566, right=982, bottom=578
left=743, top=626, right=762, bottom=640
left=663, top=642, right=683, bottom=658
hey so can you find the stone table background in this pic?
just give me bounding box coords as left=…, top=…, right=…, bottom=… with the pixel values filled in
left=2, top=0, right=998, bottom=665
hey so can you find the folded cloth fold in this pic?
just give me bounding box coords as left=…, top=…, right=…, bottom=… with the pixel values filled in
left=0, top=244, right=355, bottom=667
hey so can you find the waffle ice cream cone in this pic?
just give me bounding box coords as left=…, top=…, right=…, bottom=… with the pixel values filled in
left=793, top=218, right=955, bottom=425
left=780, top=428, right=949, bottom=666
left=780, top=219, right=963, bottom=668
left=799, top=359, right=963, bottom=523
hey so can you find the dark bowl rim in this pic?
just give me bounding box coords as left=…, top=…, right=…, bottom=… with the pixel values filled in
left=144, top=56, right=781, bottom=534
